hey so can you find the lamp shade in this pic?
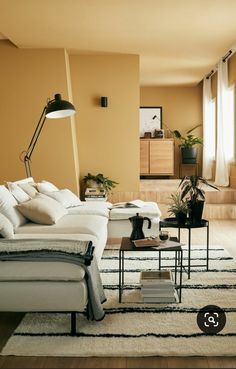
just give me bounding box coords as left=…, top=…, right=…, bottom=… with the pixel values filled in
left=45, top=93, right=76, bottom=119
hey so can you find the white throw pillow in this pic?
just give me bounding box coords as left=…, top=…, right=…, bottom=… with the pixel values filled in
left=0, top=213, right=14, bottom=238
left=37, top=180, right=59, bottom=193
left=16, top=194, right=68, bottom=225
left=13, top=177, right=35, bottom=185
left=18, top=182, right=38, bottom=198
left=0, top=185, right=27, bottom=228
left=7, top=182, right=31, bottom=203
left=45, top=189, right=82, bottom=208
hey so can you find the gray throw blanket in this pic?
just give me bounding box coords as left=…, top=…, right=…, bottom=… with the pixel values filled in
left=0, top=238, right=106, bottom=321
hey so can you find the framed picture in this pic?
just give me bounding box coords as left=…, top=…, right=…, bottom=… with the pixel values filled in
left=140, top=106, right=162, bottom=138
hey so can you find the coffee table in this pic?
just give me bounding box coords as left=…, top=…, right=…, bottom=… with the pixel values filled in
left=159, top=217, right=209, bottom=279
left=119, top=237, right=183, bottom=304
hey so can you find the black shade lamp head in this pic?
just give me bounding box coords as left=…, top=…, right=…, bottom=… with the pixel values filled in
left=46, top=93, right=76, bottom=118
left=22, top=93, right=76, bottom=178
left=101, top=96, right=108, bottom=108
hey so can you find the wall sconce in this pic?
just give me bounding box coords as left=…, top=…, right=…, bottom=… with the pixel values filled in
left=101, top=96, right=108, bottom=107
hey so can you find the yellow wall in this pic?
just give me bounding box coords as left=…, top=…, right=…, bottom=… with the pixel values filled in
left=0, top=41, right=78, bottom=192
left=70, top=54, right=140, bottom=192
left=140, top=85, right=203, bottom=177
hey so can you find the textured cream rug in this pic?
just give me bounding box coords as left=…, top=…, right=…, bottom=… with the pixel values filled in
left=1, top=245, right=236, bottom=357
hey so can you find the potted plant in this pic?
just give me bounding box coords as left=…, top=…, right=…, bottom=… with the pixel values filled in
left=168, top=192, right=189, bottom=225
left=172, top=124, right=203, bottom=164
left=179, top=175, right=219, bottom=223
left=83, top=173, right=118, bottom=193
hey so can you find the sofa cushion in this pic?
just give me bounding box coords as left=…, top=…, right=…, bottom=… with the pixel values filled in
left=0, top=261, right=85, bottom=281
left=13, top=177, right=34, bottom=185
left=7, top=182, right=31, bottom=203
left=0, top=185, right=27, bottom=228
left=109, top=201, right=162, bottom=220
left=0, top=213, right=14, bottom=239
left=67, top=201, right=112, bottom=217
left=15, top=214, right=108, bottom=239
left=37, top=180, right=59, bottom=193
left=18, top=183, right=38, bottom=198
left=45, top=189, right=82, bottom=208
left=16, top=195, right=68, bottom=225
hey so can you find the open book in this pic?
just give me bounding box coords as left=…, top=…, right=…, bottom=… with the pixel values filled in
left=112, top=199, right=146, bottom=209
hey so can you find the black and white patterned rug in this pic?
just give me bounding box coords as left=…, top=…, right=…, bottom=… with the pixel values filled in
left=1, top=245, right=236, bottom=356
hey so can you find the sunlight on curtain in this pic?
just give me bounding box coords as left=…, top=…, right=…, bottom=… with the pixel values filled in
left=224, top=85, right=235, bottom=162
left=215, top=59, right=234, bottom=187
left=202, top=77, right=216, bottom=179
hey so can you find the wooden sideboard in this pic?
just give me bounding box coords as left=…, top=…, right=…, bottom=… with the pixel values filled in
left=140, top=138, right=174, bottom=176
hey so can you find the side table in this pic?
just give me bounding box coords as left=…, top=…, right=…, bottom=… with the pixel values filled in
left=119, top=237, right=183, bottom=304
left=159, top=218, right=209, bottom=279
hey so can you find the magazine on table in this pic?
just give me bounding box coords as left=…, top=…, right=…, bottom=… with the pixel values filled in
left=133, top=238, right=183, bottom=249
left=112, top=199, right=146, bottom=208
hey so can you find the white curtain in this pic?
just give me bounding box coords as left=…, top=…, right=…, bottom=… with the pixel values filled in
left=215, top=59, right=231, bottom=186
left=202, top=77, right=215, bottom=179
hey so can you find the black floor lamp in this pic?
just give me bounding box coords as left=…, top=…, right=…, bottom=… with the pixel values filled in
left=22, top=93, right=76, bottom=177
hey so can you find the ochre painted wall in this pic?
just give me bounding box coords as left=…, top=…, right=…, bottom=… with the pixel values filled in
left=0, top=41, right=78, bottom=192
left=70, top=54, right=140, bottom=192
left=140, top=85, right=203, bottom=178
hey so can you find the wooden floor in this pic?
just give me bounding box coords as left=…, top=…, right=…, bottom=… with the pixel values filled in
left=0, top=220, right=236, bottom=368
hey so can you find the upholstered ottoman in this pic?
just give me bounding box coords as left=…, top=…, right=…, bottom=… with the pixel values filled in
left=108, top=201, right=161, bottom=239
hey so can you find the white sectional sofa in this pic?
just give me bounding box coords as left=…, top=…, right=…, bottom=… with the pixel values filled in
left=0, top=178, right=161, bottom=334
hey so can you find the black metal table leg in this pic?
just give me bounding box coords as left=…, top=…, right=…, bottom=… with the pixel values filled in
left=159, top=250, right=161, bottom=270
left=119, top=249, right=122, bottom=303
left=188, top=228, right=191, bottom=279
left=71, top=312, right=77, bottom=336
left=178, top=227, right=180, bottom=242
left=179, top=249, right=183, bottom=303
left=174, top=250, right=177, bottom=284
left=177, top=250, right=181, bottom=265
left=206, top=223, right=209, bottom=271
left=122, top=250, right=124, bottom=296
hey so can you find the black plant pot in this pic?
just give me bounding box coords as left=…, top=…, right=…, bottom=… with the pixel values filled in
left=189, top=201, right=204, bottom=224
left=181, top=148, right=197, bottom=164
left=176, top=212, right=187, bottom=226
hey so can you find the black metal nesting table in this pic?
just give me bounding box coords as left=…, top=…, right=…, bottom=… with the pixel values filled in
left=159, top=217, right=209, bottom=279
left=119, top=237, right=183, bottom=304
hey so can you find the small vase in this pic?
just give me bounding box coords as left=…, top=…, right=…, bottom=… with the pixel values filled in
left=189, top=201, right=204, bottom=224
left=176, top=212, right=187, bottom=226
left=181, top=148, right=197, bottom=164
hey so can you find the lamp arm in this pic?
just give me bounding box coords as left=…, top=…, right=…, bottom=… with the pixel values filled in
left=24, top=106, right=46, bottom=159
left=24, top=106, right=47, bottom=177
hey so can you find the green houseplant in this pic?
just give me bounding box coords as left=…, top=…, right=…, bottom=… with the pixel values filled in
left=83, top=173, right=118, bottom=193
left=179, top=175, right=219, bottom=223
left=172, top=124, right=203, bottom=164
left=168, top=192, right=189, bottom=225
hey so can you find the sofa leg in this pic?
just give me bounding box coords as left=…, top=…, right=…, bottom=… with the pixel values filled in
left=71, top=312, right=77, bottom=336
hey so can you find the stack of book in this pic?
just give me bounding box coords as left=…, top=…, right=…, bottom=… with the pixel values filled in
left=140, top=269, right=176, bottom=303
left=84, top=187, right=107, bottom=201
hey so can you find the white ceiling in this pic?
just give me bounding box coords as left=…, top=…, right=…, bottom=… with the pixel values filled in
left=1, top=0, right=236, bottom=86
